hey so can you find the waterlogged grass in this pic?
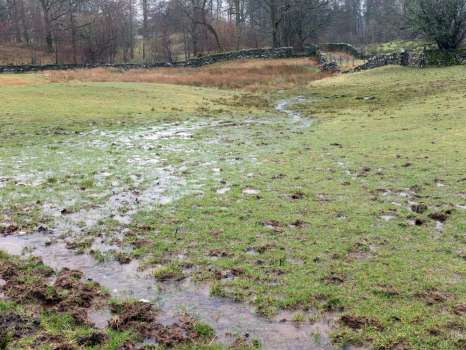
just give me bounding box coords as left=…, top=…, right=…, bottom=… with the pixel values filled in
left=128, top=66, right=466, bottom=349
left=0, top=252, right=242, bottom=349
left=0, top=252, right=115, bottom=349
left=0, top=73, right=256, bottom=141
left=0, top=72, right=268, bottom=237
left=0, top=64, right=465, bottom=349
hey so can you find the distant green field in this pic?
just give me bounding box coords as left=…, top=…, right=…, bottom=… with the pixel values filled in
left=0, top=65, right=465, bottom=349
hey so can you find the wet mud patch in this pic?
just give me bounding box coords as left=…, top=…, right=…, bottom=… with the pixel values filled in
left=0, top=255, right=108, bottom=326
left=322, top=272, right=346, bottom=285
left=261, top=219, right=285, bottom=232
left=0, top=255, right=98, bottom=348
left=0, top=223, right=19, bottom=235
left=0, top=98, right=344, bottom=349
left=0, top=312, right=40, bottom=344
left=415, top=289, right=452, bottom=305
left=32, top=333, right=79, bottom=349
left=76, top=331, right=108, bottom=347
left=110, top=301, right=208, bottom=347
left=1, top=230, right=346, bottom=349
left=453, top=304, right=466, bottom=316
left=410, top=203, right=428, bottom=214
left=0, top=253, right=223, bottom=349
left=288, top=220, right=310, bottom=231
left=339, top=315, right=384, bottom=331
left=289, top=191, right=306, bottom=200
left=428, top=209, right=453, bottom=223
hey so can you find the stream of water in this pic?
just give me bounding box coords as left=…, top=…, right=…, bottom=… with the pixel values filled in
left=0, top=99, right=355, bottom=349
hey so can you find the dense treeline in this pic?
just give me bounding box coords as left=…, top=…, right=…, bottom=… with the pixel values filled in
left=0, top=0, right=461, bottom=64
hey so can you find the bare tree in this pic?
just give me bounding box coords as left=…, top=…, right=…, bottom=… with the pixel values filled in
left=176, top=0, right=223, bottom=54
left=0, top=0, right=434, bottom=64
left=281, top=0, right=329, bottom=49
left=37, top=0, right=67, bottom=52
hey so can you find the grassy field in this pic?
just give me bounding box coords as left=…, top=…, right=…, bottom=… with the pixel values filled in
left=0, top=73, right=248, bottom=136
left=45, top=57, right=326, bottom=91
left=0, top=62, right=465, bottom=349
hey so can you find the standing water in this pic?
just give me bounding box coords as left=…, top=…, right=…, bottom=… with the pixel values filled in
left=0, top=99, right=354, bottom=349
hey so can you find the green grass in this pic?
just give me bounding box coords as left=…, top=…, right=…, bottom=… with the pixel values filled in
left=364, top=40, right=437, bottom=55
left=1, top=64, right=465, bottom=349
left=153, top=261, right=185, bottom=281
left=0, top=73, right=253, bottom=143
left=128, top=66, right=466, bottom=349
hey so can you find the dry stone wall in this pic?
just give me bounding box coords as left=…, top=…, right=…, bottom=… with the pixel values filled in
left=183, top=47, right=295, bottom=66
left=354, top=51, right=424, bottom=71
left=354, top=49, right=466, bottom=71
left=318, top=52, right=340, bottom=72
left=0, top=47, right=299, bottom=73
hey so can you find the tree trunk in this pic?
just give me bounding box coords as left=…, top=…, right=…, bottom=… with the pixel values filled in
left=129, top=0, right=134, bottom=60
left=69, top=0, right=77, bottom=64
left=38, top=0, right=54, bottom=53
left=234, top=0, right=242, bottom=50
left=44, top=15, right=54, bottom=53
left=270, top=0, right=280, bottom=48
left=201, top=14, right=223, bottom=51
left=55, top=37, right=59, bottom=63
left=18, top=0, right=30, bottom=44
left=183, top=27, right=189, bottom=59
left=11, top=0, right=23, bottom=43
left=142, top=0, right=148, bottom=62
left=191, top=19, right=199, bottom=56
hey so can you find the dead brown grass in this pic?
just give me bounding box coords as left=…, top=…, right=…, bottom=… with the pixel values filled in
left=46, top=58, right=330, bottom=91
left=0, top=76, right=32, bottom=85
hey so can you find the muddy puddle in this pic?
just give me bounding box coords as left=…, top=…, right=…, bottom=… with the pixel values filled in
left=0, top=232, right=338, bottom=349
left=0, top=99, right=350, bottom=349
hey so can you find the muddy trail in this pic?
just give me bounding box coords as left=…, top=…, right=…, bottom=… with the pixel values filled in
left=0, top=99, right=349, bottom=349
